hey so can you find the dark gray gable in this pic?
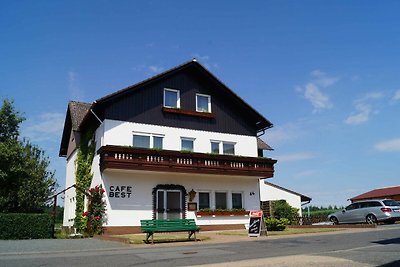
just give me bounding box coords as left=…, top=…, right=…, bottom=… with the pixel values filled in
left=89, top=60, right=272, bottom=136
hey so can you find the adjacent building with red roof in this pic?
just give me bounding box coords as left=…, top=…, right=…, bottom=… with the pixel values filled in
left=350, top=185, right=400, bottom=202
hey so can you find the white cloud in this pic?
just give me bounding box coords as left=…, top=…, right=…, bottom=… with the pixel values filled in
left=344, top=103, right=371, bottom=125
left=310, top=69, right=339, bottom=88
left=344, top=92, right=384, bottom=125
left=297, top=70, right=338, bottom=112
left=265, top=122, right=306, bottom=145
left=276, top=152, right=315, bottom=163
left=374, top=138, right=400, bottom=152
left=148, top=65, right=164, bottom=73
left=304, top=83, right=333, bottom=112
left=22, top=112, right=65, bottom=143
left=192, top=54, right=218, bottom=69
left=68, top=71, right=85, bottom=101
left=392, top=89, right=400, bottom=102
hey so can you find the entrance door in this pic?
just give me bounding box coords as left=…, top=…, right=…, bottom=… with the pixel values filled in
left=156, top=190, right=182, bottom=219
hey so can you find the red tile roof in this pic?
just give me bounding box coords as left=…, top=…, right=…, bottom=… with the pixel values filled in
left=350, top=185, right=400, bottom=201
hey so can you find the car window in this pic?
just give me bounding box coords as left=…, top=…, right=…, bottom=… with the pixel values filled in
left=369, top=201, right=382, bottom=207
left=359, top=202, right=368, bottom=208
left=383, top=200, right=399, bottom=206
left=346, top=203, right=359, bottom=210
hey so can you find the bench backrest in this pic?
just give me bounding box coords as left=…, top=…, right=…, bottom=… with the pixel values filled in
left=140, top=219, right=198, bottom=230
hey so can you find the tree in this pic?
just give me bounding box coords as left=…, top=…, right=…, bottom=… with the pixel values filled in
left=0, top=99, right=24, bottom=142
left=0, top=99, right=56, bottom=213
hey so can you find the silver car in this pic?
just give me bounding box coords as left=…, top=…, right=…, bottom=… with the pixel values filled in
left=328, top=199, right=400, bottom=225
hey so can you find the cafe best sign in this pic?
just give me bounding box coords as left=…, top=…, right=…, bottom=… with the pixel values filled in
left=108, top=185, right=132, bottom=198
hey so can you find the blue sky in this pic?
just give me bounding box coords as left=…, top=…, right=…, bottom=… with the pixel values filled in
left=1, top=1, right=400, bottom=207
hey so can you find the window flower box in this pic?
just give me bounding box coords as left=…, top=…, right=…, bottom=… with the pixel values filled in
left=195, top=209, right=249, bottom=217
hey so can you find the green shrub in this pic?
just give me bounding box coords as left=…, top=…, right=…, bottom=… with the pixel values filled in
left=0, top=213, right=52, bottom=239
left=265, top=217, right=289, bottom=231
left=271, top=200, right=299, bottom=224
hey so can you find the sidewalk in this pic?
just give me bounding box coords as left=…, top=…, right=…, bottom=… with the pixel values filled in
left=96, top=226, right=378, bottom=247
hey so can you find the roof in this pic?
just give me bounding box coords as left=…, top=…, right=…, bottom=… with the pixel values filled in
left=59, top=101, right=91, bottom=157
left=264, top=181, right=312, bottom=202
left=80, top=59, right=273, bottom=132
left=257, top=138, right=273, bottom=151
left=60, top=59, right=274, bottom=156
left=350, top=185, right=400, bottom=202
left=69, top=101, right=92, bottom=130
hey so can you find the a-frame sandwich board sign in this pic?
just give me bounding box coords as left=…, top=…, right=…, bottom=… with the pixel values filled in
left=248, top=210, right=267, bottom=237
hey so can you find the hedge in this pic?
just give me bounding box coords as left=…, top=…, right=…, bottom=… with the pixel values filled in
left=0, top=213, right=52, bottom=239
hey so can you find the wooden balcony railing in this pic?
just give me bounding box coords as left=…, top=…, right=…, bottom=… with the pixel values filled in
left=98, top=145, right=276, bottom=178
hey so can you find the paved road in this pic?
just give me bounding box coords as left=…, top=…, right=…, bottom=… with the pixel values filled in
left=0, top=224, right=399, bottom=266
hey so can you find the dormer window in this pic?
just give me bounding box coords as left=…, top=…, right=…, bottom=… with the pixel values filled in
left=164, top=88, right=180, bottom=108
left=196, top=94, right=211, bottom=112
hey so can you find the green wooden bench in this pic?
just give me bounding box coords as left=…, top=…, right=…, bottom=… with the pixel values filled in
left=140, top=219, right=200, bottom=244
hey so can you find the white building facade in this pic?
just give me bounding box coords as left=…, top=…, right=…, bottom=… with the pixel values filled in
left=60, top=60, right=276, bottom=233
left=260, top=181, right=312, bottom=217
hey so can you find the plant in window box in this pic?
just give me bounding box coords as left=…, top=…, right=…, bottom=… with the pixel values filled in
left=180, top=150, right=193, bottom=154
left=196, top=208, right=248, bottom=216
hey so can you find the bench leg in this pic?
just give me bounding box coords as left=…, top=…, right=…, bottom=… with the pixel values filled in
left=146, top=233, right=154, bottom=244
left=188, top=231, right=197, bottom=241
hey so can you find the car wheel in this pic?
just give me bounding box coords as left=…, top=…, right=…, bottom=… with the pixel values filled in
left=330, top=216, right=339, bottom=225
left=366, top=214, right=377, bottom=225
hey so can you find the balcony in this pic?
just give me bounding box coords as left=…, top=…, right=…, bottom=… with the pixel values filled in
left=98, top=145, right=276, bottom=178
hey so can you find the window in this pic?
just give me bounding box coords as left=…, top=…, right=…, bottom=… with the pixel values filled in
left=211, top=142, right=220, bottom=154
left=211, top=141, right=235, bottom=155
left=232, top=193, right=243, bottom=209
left=215, top=192, right=227, bottom=209
left=133, top=135, right=150, bottom=148
left=346, top=203, right=359, bottom=211
left=181, top=138, right=194, bottom=151
left=164, top=88, right=180, bottom=108
left=223, top=143, right=235, bottom=155
left=383, top=200, right=398, bottom=206
left=196, top=94, right=211, bottom=112
left=133, top=134, right=163, bottom=149
left=153, top=136, right=163, bottom=149
left=198, top=192, right=210, bottom=209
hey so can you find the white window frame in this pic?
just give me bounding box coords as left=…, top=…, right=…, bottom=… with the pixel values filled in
left=215, top=191, right=228, bottom=210
left=196, top=93, right=211, bottom=113
left=132, top=132, right=164, bottom=149
left=210, top=140, right=236, bottom=155
left=197, top=191, right=211, bottom=210
left=222, top=142, right=235, bottom=155
left=164, top=88, right=180, bottom=108
left=181, top=137, right=195, bottom=152
left=210, top=141, right=220, bottom=154
left=231, top=192, right=244, bottom=209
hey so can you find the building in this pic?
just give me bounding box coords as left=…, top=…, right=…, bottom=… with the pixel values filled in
left=59, top=59, right=277, bottom=233
left=350, top=185, right=400, bottom=202
left=260, top=181, right=311, bottom=217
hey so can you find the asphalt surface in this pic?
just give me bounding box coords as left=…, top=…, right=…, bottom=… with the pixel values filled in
left=0, top=224, right=399, bottom=267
